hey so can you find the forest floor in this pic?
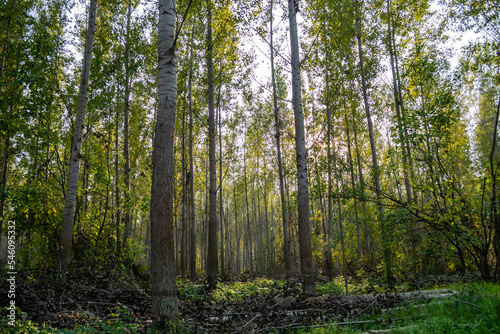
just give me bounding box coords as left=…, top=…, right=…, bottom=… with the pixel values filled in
left=1, top=264, right=499, bottom=333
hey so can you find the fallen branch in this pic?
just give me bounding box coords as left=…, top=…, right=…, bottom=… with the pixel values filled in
left=361, top=325, right=416, bottom=333
left=240, top=313, right=261, bottom=331
left=451, top=298, right=482, bottom=309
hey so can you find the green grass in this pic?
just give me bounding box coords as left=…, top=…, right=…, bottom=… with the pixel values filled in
left=304, top=282, right=500, bottom=334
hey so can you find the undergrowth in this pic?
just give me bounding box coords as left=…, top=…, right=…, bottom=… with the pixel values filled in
left=2, top=273, right=499, bottom=333
left=0, top=305, right=145, bottom=333
left=305, top=281, right=500, bottom=334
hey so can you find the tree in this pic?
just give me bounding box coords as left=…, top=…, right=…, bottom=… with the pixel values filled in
left=59, top=0, right=98, bottom=269
left=150, top=0, right=178, bottom=324
left=269, top=0, right=291, bottom=281
left=188, top=26, right=197, bottom=279
left=354, top=0, right=392, bottom=284
left=206, top=0, right=219, bottom=289
left=122, top=0, right=132, bottom=250
left=287, top=0, right=315, bottom=294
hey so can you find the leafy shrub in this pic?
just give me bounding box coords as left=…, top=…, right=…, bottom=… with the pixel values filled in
left=316, top=281, right=343, bottom=296
left=177, top=279, right=205, bottom=300
left=211, top=278, right=285, bottom=302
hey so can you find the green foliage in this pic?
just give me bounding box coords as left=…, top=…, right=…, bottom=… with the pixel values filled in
left=210, top=278, right=285, bottom=302
left=177, top=279, right=205, bottom=301
left=296, top=283, right=500, bottom=333
left=316, top=281, right=343, bottom=296
left=368, top=283, right=500, bottom=334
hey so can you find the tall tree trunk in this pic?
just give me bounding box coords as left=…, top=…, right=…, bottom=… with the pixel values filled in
left=218, top=81, right=225, bottom=277
left=355, top=0, right=392, bottom=284
left=252, top=191, right=258, bottom=271
left=270, top=0, right=291, bottom=280
left=333, top=141, right=348, bottom=293
left=203, top=159, right=209, bottom=272
left=255, top=163, right=263, bottom=271
left=287, top=0, right=315, bottom=294
left=150, top=0, right=178, bottom=323
left=386, top=0, right=424, bottom=274
left=0, top=0, right=16, bottom=81
left=188, top=28, right=196, bottom=280
left=352, top=110, right=369, bottom=254
left=233, top=173, right=240, bottom=273
left=123, top=0, right=132, bottom=250
left=324, top=69, right=334, bottom=282
left=243, top=147, right=253, bottom=273
left=386, top=0, right=411, bottom=204
left=180, top=104, right=187, bottom=276
left=491, top=94, right=500, bottom=279
left=115, top=106, right=121, bottom=254
left=59, top=0, right=98, bottom=269
left=94, top=129, right=111, bottom=254
left=206, top=3, right=218, bottom=289
left=264, top=190, right=271, bottom=270
left=344, top=106, right=361, bottom=261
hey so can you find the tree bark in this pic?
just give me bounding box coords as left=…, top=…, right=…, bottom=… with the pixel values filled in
left=233, top=172, right=240, bottom=273
left=150, top=0, right=178, bottom=323
left=491, top=94, right=500, bottom=279
left=181, top=100, right=187, bottom=276
left=188, top=28, right=196, bottom=280
left=206, top=3, right=219, bottom=289
left=244, top=146, right=253, bottom=273
left=287, top=0, right=315, bottom=294
left=218, top=80, right=225, bottom=277
left=59, top=0, right=98, bottom=269
left=114, top=105, right=121, bottom=254
left=324, top=69, right=334, bottom=282
left=333, top=138, right=349, bottom=294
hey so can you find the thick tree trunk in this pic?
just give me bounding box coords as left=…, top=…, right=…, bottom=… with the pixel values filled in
left=206, top=3, right=218, bottom=289
left=287, top=0, right=315, bottom=294
left=150, top=0, right=178, bottom=323
left=59, top=0, right=98, bottom=269
left=355, top=0, right=392, bottom=284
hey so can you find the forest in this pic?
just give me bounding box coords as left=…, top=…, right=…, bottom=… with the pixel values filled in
left=0, top=0, right=499, bottom=332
